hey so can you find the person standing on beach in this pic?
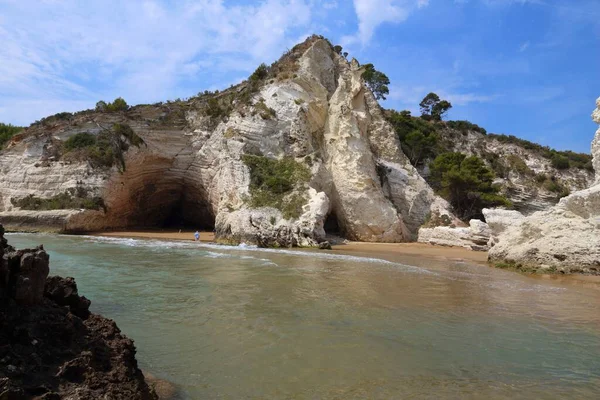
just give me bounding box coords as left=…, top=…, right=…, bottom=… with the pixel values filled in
left=194, top=231, right=200, bottom=241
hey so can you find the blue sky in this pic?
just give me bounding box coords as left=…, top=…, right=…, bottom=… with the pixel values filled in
left=1, top=0, right=599, bottom=152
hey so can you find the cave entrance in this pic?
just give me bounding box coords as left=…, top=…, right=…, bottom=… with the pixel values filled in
left=324, top=212, right=342, bottom=237
left=160, top=191, right=215, bottom=231
left=123, top=182, right=215, bottom=231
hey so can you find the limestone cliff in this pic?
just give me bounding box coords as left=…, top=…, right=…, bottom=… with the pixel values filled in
left=486, top=97, right=600, bottom=274
left=0, top=36, right=456, bottom=246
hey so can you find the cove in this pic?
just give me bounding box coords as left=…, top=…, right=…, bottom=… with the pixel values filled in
left=7, top=233, right=600, bottom=399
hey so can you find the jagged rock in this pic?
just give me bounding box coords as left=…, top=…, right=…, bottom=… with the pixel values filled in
left=12, top=248, right=49, bottom=305
left=417, top=219, right=491, bottom=251
left=488, top=97, right=600, bottom=274
left=0, top=36, right=455, bottom=247
left=44, top=276, right=91, bottom=319
left=0, top=225, right=157, bottom=398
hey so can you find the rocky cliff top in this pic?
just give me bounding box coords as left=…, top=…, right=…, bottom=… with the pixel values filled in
left=0, top=224, right=157, bottom=399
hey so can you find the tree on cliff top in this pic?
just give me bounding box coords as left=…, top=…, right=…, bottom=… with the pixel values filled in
left=95, top=97, right=129, bottom=112
left=362, top=63, right=390, bottom=100
left=420, top=92, right=452, bottom=121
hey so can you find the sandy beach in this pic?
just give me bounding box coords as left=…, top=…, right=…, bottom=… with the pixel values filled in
left=90, top=229, right=489, bottom=265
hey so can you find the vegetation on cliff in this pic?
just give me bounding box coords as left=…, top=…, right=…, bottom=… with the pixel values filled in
left=0, top=122, right=23, bottom=148
left=61, top=123, right=144, bottom=170
left=11, top=188, right=105, bottom=211
left=429, top=152, right=512, bottom=220
left=383, top=91, right=592, bottom=219
left=242, top=155, right=311, bottom=219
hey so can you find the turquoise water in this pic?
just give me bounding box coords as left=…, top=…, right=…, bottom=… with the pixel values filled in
left=7, top=233, right=600, bottom=399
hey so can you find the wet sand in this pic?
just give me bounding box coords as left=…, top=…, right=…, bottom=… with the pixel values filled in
left=91, top=229, right=488, bottom=265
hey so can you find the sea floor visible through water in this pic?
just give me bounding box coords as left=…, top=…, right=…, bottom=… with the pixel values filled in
left=6, top=232, right=600, bottom=399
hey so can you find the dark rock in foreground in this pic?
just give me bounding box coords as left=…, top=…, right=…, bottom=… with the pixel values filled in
left=0, top=224, right=157, bottom=399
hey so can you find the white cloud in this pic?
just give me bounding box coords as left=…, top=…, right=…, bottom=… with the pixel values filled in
left=343, top=0, right=427, bottom=46
left=0, top=0, right=314, bottom=125
left=519, top=41, right=530, bottom=52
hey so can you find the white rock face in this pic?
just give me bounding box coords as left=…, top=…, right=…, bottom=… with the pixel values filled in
left=418, top=219, right=491, bottom=251
left=592, top=97, right=600, bottom=184
left=0, top=37, right=455, bottom=246
left=488, top=97, right=600, bottom=274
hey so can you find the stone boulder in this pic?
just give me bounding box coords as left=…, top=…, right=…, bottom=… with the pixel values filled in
left=417, top=219, right=491, bottom=251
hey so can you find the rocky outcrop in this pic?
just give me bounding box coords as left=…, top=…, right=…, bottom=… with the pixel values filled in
left=0, top=36, right=455, bottom=246
left=0, top=224, right=157, bottom=399
left=417, top=127, right=594, bottom=215
left=418, top=219, right=491, bottom=251
left=487, top=98, right=600, bottom=274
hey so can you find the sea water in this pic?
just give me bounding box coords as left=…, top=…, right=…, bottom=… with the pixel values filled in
left=7, top=233, right=600, bottom=399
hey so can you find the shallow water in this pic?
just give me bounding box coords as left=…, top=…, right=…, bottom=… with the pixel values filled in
left=7, top=233, right=600, bottom=399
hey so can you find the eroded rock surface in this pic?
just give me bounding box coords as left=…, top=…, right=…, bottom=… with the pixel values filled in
left=487, top=97, right=600, bottom=274
left=0, top=36, right=455, bottom=246
left=418, top=219, right=491, bottom=251
left=0, top=224, right=157, bottom=399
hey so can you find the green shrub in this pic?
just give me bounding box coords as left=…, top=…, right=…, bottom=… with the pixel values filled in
left=542, top=176, right=570, bottom=198
left=445, top=120, right=487, bottom=135
left=386, top=110, right=439, bottom=166
left=0, top=123, right=24, bottom=148
left=11, top=190, right=105, bottom=211
left=535, top=173, right=547, bottom=184
left=507, top=154, right=534, bottom=176
left=242, top=154, right=311, bottom=219
left=254, top=100, right=276, bottom=120
left=64, top=133, right=96, bottom=150
left=250, top=63, right=269, bottom=83
left=488, top=133, right=592, bottom=170
left=481, top=151, right=508, bottom=178
left=550, top=153, right=570, bottom=170
left=113, top=123, right=144, bottom=146
left=62, top=126, right=142, bottom=170
left=429, top=152, right=512, bottom=220
left=96, top=97, right=129, bottom=112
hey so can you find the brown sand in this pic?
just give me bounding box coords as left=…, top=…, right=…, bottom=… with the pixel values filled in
left=91, top=229, right=487, bottom=264
left=331, top=240, right=489, bottom=264
left=92, top=229, right=215, bottom=242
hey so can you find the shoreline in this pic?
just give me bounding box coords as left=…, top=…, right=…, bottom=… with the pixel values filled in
left=89, top=229, right=489, bottom=264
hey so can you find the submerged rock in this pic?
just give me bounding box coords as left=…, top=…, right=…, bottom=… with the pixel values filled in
left=0, top=224, right=157, bottom=399
left=487, top=97, right=600, bottom=274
